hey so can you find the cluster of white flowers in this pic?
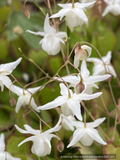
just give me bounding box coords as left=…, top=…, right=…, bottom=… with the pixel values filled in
left=0, top=0, right=119, bottom=159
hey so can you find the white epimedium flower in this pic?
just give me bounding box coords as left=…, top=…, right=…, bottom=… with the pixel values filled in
left=55, top=60, right=111, bottom=94
left=74, top=45, right=92, bottom=68
left=26, top=14, right=66, bottom=55
left=50, top=2, right=96, bottom=32
left=79, top=0, right=96, bottom=8
left=15, top=116, right=61, bottom=157
left=12, top=85, right=43, bottom=113
left=62, top=115, right=76, bottom=131
left=0, top=134, right=21, bottom=160
left=62, top=115, right=107, bottom=147
left=102, top=0, right=120, bottom=16
left=0, top=58, right=22, bottom=92
left=38, top=83, right=102, bottom=121
left=87, top=51, right=116, bottom=77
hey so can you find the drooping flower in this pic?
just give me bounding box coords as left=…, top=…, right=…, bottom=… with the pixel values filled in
left=87, top=51, right=116, bottom=77
left=62, top=115, right=107, bottom=147
left=102, top=0, right=120, bottom=16
left=15, top=116, right=61, bottom=157
left=0, top=58, right=22, bottom=92
left=74, top=45, right=92, bottom=68
left=50, top=1, right=96, bottom=31
left=0, top=134, right=21, bottom=160
left=55, top=60, right=111, bottom=94
left=62, top=115, right=76, bottom=131
left=12, top=85, right=43, bottom=113
left=26, top=14, right=66, bottom=55
left=38, top=83, right=102, bottom=120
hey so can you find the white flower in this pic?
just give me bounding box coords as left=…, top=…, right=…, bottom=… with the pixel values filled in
left=0, top=134, right=21, bottom=160
left=79, top=0, right=96, bottom=8
left=62, top=115, right=107, bottom=147
left=87, top=51, right=116, bottom=77
left=26, top=14, right=66, bottom=55
left=74, top=45, right=92, bottom=68
left=102, top=0, right=120, bottom=16
left=62, top=115, right=76, bottom=131
left=50, top=2, right=96, bottom=31
left=0, top=58, right=22, bottom=92
left=38, top=83, right=102, bottom=120
left=15, top=116, right=61, bottom=157
left=55, top=60, right=111, bottom=94
left=12, top=85, right=43, bottom=113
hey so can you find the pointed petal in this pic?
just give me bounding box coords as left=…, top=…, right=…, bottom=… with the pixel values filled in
left=75, top=2, right=96, bottom=9
left=0, top=58, right=22, bottom=74
left=81, top=60, right=90, bottom=80
left=18, top=136, right=36, bottom=146
left=15, top=125, right=29, bottom=134
left=102, top=6, right=114, bottom=16
left=30, top=98, right=40, bottom=113
left=12, top=85, right=23, bottom=96
left=86, top=74, right=111, bottom=84
left=108, top=65, right=116, bottom=77
left=58, top=3, right=72, bottom=9
left=93, top=64, right=105, bottom=75
left=38, top=96, right=66, bottom=110
left=87, top=57, right=102, bottom=64
left=67, top=99, right=82, bottom=121
left=77, top=92, right=102, bottom=100
left=26, top=30, right=46, bottom=37
left=28, top=86, right=43, bottom=94
left=44, top=13, right=56, bottom=34
left=0, top=134, right=5, bottom=152
left=86, top=128, right=107, bottom=145
left=44, top=116, right=62, bottom=134
left=67, top=128, right=85, bottom=148
left=102, top=51, right=112, bottom=63
left=60, top=83, right=73, bottom=96
left=4, top=152, right=21, bottom=160
left=74, top=55, right=80, bottom=68
left=87, top=117, right=106, bottom=128
left=24, top=124, right=40, bottom=134
left=15, top=97, right=23, bottom=113
left=55, top=32, right=67, bottom=38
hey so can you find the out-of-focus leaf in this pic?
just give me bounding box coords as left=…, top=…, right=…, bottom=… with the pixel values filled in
left=6, top=11, right=43, bottom=49
left=6, top=135, right=30, bottom=154
left=92, top=88, right=110, bottom=118
left=0, top=39, right=9, bottom=60
left=49, top=56, right=62, bottom=74
left=103, top=141, right=120, bottom=160
left=29, top=49, right=47, bottom=66
left=0, top=0, right=7, bottom=6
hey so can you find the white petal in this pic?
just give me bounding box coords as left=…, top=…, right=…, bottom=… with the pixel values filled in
left=26, top=30, right=46, bottom=37
left=61, top=102, right=73, bottom=116
left=15, top=96, right=24, bottom=113
left=60, top=83, right=73, bottom=96
left=107, top=65, right=116, bottom=77
left=87, top=117, right=106, bottom=128
left=67, top=128, right=85, bottom=148
left=38, top=96, right=66, bottom=110
left=77, top=92, right=102, bottom=100
left=102, top=51, right=112, bottom=63
left=102, top=6, right=114, bottom=16
left=28, top=86, right=43, bottom=94
left=0, top=134, right=5, bottom=152
left=86, top=74, right=111, bottom=84
left=0, top=58, right=22, bottom=74
left=44, top=13, right=56, bottom=34
left=67, top=99, right=83, bottom=121
left=87, top=57, right=102, bottom=64
left=30, top=98, right=40, bottom=113
left=74, top=55, right=80, bottom=68
left=15, top=125, right=29, bottom=134
left=18, top=136, right=36, bottom=146
left=81, top=45, right=92, bottom=57
left=75, top=1, right=96, bottom=9
left=55, top=32, right=67, bottom=39
left=58, top=3, right=72, bottom=9
left=86, top=128, right=107, bottom=145
left=0, top=80, right=4, bottom=91
left=5, top=152, right=21, bottom=160
left=80, top=131, right=94, bottom=146
left=44, top=116, right=62, bottom=134
left=24, top=124, right=40, bottom=134
left=81, top=60, right=90, bottom=80
left=93, top=64, right=105, bottom=75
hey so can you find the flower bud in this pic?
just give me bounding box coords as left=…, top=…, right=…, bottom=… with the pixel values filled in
left=24, top=10, right=30, bottom=19
left=9, top=97, right=16, bottom=106
left=56, top=141, right=64, bottom=152
left=75, top=82, right=85, bottom=94
left=75, top=47, right=87, bottom=61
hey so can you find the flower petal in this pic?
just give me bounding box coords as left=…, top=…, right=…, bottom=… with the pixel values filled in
left=44, top=13, right=56, bottom=34
left=55, top=32, right=67, bottom=39
left=38, top=96, right=66, bottom=110
left=80, top=131, right=94, bottom=146
left=15, top=125, right=29, bottom=134
left=81, top=45, right=91, bottom=57
left=102, top=51, right=112, bottom=63
left=86, top=128, right=107, bottom=145
left=18, top=136, right=36, bottom=146
left=0, top=134, right=5, bottom=152
left=60, top=83, right=73, bottom=96
left=87, top=117, right=106, bottom=128
left=15, top=96, right=24, bottom=113
left=87, top=57, right=102, bottom=64
left=81, top=60, right=90, bottom=80
left=26, top=30, right=46, bottom=37
left=77, top=92, right=102, bottom=100
left=0, top=58, right=22, bottom=74
left=30, top=98, right=40, bottom=113
left=28, top=86, right=43, bottom=94
left=67, top=128, right=85, bottom=148
left=24, top=124, right=40, bottom=135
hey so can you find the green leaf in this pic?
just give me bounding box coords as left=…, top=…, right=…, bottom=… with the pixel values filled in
left=107, top=128, right=120, bottom=146
left=103, top=141, right=120, bottom=160
left=0, top=0, right=7, bottom=6
left=0, top=39, right=9, bottom=60
left=49, top=56, right=62, bottom=74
